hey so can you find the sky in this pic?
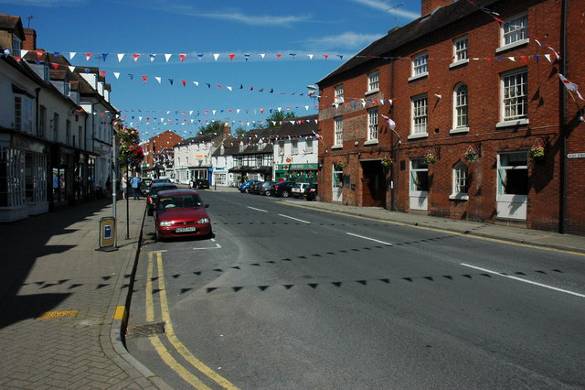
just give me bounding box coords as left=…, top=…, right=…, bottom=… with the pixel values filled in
left=1, top=0, right=420, bottom=140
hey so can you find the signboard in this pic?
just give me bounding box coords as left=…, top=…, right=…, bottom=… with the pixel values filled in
left=98, top=216, right=116, bottom=251
left=567, top=153, right=585, bottom=159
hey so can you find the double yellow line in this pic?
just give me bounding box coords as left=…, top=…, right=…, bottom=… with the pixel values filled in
left=146, top=251, right=239, bottom=389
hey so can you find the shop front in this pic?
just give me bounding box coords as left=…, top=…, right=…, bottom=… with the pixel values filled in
left=274, top=163, right=318, bottom=183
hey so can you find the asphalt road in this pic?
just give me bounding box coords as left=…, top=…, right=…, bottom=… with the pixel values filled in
left=127, top=190, right=585, bottom=390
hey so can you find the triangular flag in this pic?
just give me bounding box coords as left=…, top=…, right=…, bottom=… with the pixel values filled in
left=189, top=110, right=193, bottom=116
left=50, top=62, right=60, bottom=70
left=559, top=73, right=584, bottom=101
left=155, top=76, right=161, bottom=84
left=141, top=75, right=148, bottom=82
left=84, top=52, right=93, bottom=61
left=113, top=72, right=120, bottom=79
left=181, top=80, right=186, bottom=87
left=229, top=53, right=235, bottom=60
left=169, top=79, right=174, bottom=85
left=544, top=54, right=552, bottom=63
left=117, top=53, right=125, bottom=62
left=212, top=110, right=217, bottom=115
left=132, top=53, right=141, bottom=62
left=179, top=53, right=187, bottom=62
left=213, top=53, right=220, bottom=61
left=68, top=66, right=76, bottom=72
left=99, top=70, right=107, bottom=77
left=69, top=51, right=76, bottom=60
left=259, top=53, right=266, bottom=59
left=304, top=105, right=310, bottom=111
left=197, top=53, right=204, bottom=60
left=101, top=53, right=109, bottom=62
left=164, top=53, right=172, bottom=62
left=307, top=54, right=314, bottom=60
left=507, top=56, right=516, bottom=62
left=337, top=54, right=344, bottom=60
left=276, top=53, right=282, bottom=60
left=236, top=109, right=241, bottom=114
left=149, top=53, right=156, bottom=62
left=227, top=86, right=233, bottom=91
left=193, top=81, right=199, bottom=86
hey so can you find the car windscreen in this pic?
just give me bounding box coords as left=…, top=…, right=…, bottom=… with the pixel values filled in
left=150, top=185, right=177, bottom=195
left=157, top=195, right=203, bottom=210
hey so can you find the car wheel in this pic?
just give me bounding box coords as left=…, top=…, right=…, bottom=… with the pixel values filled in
left=282, top=191, right=289, bottom=198
left=265, top=190, right=271, bottom=196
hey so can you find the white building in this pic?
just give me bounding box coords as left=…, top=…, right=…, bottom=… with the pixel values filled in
left=174, top=133, right=222, bottom=185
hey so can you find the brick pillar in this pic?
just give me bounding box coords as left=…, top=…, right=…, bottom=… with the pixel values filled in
left=23, top=28, right=36, bottom=50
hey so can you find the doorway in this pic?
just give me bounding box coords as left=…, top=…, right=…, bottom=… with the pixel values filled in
left=361, top=160, right=386, bottom=207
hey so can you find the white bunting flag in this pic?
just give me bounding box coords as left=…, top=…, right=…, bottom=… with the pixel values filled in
left=149, top=54, right=156, bottom=62
left=508, top=56, right=516, bottom=62
left=191, top=119, right=194, bottom=124
left=193, top=81, right=199, bottom=86
left=212, top=110, right=217, bottom=115
left=380, top=99, right=385, bottom=105
left=387, top=99, right=393, bottom=106
left=290, top=121, right=295, bottom=125
left=155, top=76, right=161, bottom=84
left=164, top=53, right=172, bottom=62
left=304, top=105, right=310, bottom=111
left=166, top=111, right=171, bottom=115
left=307, top=54, right=314, bottom=60
left=544, top=54, right=552, bottom=63
left=236, top=109, right=241, bottom=114
left=361, top=98, right=366, bottom=108
left=271, top=121, right=277, bottom=126
left=160, top=118, right=164, bottom=123
left=113, top=72, right=120, bottom=79
left=381, top=114, right=396, bottom=130
left=277, top=107, right=282, bottom=112
left=559, top=73, right=584, bottom=101
left=548, top=47, right=561, bottom=61
left=189, top=110, right=193, bottom=116
left=20, top=49, right=29, bottom=58
left=138, top=116, right=143, bottom=121
left=117, top=53, right=125, bottom=62
left=314, top=119, right=318, bottom=124
left=227, top=86, right=233, bottom=91
left=534, top=39, right=542, bottom=47
left=68, top=51, right=76, bottom=60
left=68, top=66, right=76, bottom=72
left=259, top=53, right=266, bottom=60
left=213, top=53, right=220, bottom=61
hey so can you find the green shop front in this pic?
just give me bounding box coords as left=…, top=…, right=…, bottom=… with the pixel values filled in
left=274, top=163, right=318, bottom=183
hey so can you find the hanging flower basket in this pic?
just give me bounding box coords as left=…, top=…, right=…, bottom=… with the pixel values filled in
left=424, top=151, right=437, bottom=165
left=464, top=146, right=479, bottom=162
left=335, top=161, right=346, bottom=169
left=381, top=158, right=393, bottom=169
left=529, top=145, right=545, bottom=161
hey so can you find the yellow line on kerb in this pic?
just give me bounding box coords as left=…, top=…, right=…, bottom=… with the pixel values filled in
left=156, top=251, right=239, bottom=390
left=146, top=251, right=211, bottom=390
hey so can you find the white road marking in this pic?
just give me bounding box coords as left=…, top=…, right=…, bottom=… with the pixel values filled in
left=277, top=213, right=311, bottom=224
left=247, top=206, right=268, bottom=213
left=345, top=232, right=392, bottom=246
left=461, top=263, right=585, bottom=299
left=193, top=242, right=222, bottom=250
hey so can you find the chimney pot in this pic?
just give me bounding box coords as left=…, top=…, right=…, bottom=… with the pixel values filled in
left=23, top=28, right=37, bottom=50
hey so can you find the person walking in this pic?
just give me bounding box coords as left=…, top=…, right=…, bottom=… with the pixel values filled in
left=130, top=174, right=142, bottom=200
left=121, top=174, right=128, bottom=200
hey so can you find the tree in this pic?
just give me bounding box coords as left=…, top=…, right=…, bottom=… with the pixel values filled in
left=234, top=127, right=247, bottom=137
left=118, top=127, right=143, bottom=169
left=265, top=111, right=295, bottom=127
left=198, top=121, right=226, bottom=136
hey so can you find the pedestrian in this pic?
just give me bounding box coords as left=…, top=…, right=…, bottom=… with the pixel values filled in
left=121, top=174, right=127, bottom=200
left=130, top=174, right=141, bottom=200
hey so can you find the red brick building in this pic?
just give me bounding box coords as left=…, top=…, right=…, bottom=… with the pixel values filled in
left=141, top=130, right=182, bottom=177
left=317, top=0, right=585, bottom=234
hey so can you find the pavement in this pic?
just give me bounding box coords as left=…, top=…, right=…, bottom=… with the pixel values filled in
left=126, top=191, right=585, bottom=389
left=281, top=199, right=585, bottom=255
left=0, top=198, right=168, bottom=389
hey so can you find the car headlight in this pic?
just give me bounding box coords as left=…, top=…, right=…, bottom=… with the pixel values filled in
left=159, top=221, right=174, bottom=227
left=197, top=218, right=210, bottom=224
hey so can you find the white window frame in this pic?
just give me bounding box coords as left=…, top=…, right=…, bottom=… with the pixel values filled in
left=410, top=52, right=428, bottom=81
left=409, top=95, right=428, bottom=138
left=450, top=163, right=469, bottom=200
left=498, top=68, right=529, bottom=128
left=367, top=71, right=380, bottom=94
left=305, top=138, right=313, bottom=154
left=367, top=108, right=378, bottom=143
left=450, top=36, right=469, bottom=68
left=333, top=117, right=343, bottom=148
left=334, top=84, right=344, bottom=104
left=278, top=141, right=285, bottom=156
left=410, top=159, right=429, bottom=195
left=451, top=84, right=469, bottom=133
left=291, top=140, right=298, bottom=155
left=14, top=94, right=33, bottom=133
left=497, top=13, right=529, bottom=52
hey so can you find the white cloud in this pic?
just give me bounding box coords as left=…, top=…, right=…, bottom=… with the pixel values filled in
left=197, top=11, right=311, bottom=27
left=351, top=0, right=420, bottom=19
left=305, top=31, right=383, bottom=50
left=0, top=0, right=86, bottom=6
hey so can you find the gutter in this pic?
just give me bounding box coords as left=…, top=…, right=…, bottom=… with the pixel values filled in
left=559, top=0, right=568, bottom=233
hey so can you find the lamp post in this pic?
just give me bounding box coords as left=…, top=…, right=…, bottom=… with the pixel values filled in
left=126, top=159, right=130, bottom=240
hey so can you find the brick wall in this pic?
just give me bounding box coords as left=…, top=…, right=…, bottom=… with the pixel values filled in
left=143, top=130, right=182, bottom=168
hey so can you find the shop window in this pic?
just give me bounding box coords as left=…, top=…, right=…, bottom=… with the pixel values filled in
left=498, top=152, right=528, bottom=195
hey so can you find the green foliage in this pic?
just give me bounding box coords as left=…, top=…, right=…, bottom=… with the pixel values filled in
left=233, top=127, right=247, bottom=137
left=266, top=111, right=296, bottom=127
left=198, top=121, right=225, bottom=136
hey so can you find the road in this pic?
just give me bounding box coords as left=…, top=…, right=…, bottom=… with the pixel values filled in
left=126, top=190, right=585, bottom=390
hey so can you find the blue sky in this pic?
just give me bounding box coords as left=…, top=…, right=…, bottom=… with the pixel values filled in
left=1, top=0, right=419, bottom=140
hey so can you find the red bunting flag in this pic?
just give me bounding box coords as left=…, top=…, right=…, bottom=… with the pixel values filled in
left=50, top=62, right=60, bottom=70
left=179, top=53, right=187, bottom=62
left=229, top=53, right=236, bottom=60
left=99, top=70, right=107, bottom=77
left=132, top=53, right=141, bottom=62
left=84, top=52, right=93, bottom=61
left=36, top=50, right=45, bottom=60
left=141, top=75, right=148, bottom=82
left=519, top=55, right=529, bottom=64
left=181, top=80, right=187, bottom=87
left=323, top=54, right=329, bottom=60
left=276, top=53, right=282, bottom=60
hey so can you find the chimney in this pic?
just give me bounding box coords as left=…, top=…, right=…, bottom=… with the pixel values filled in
left=23, top=28, right=37, bottom=50
left=421, top=0, right=452, bottom=16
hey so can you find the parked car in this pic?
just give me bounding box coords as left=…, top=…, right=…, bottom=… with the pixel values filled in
left=140, top=178, right=153, bottom=195
left=304, top=183, right=318, bottom=201
left=291, top=182, right=310, bottom=198
left=259, top=181, right=275, bottom=196
left=190, top=178, right=210, bottom=189
left=146, top=183, right=178, bottom=216
left=239, top=180, right=259, bottom=193
left=151, top=178, right=172, bottom=186
left=272, top=181, right=296, bottom=198
left=154, top=189, right=212, bottom=241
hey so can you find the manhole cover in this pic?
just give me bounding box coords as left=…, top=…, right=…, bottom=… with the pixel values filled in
left=127, top=321, right=166, bottom=338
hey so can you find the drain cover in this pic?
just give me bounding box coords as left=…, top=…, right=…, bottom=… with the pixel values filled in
left=127, top=321, right=166, bottom=338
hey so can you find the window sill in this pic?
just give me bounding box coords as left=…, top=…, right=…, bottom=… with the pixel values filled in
left=364, top=89, right=380, bottom=96
left=449, top=194, right=469, bottom=201
left=449, top=59, right=469, bottom=69
left=408, top=132, right=428, bottom=140
left=364, top=139, right=379, bottom=146
left=496, top=118, right=529, bottom=128
left=331, top=145, right=343, bottom=150
left=495, top=38, right=529, bottom=54
left=408, top=73, right=428, bottom=82
left=449, top=127, right=470, bottom=134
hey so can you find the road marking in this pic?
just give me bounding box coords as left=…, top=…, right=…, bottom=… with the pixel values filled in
left=247, top=206, right=268, bottom=213
left=113, top=306, right=125, bottom=320
left=278, top=213, right=311, bottom=224
left=346, top=232, right=392, bottom=246
left=156, top=252, right=239, bottom=389
left=193, top=243, right=222, bottom=250
left=146, top=252, right=155, bottom=322
left=37, top=310, right=78, bottom=320
left=461, top=263, right=585, bottom=299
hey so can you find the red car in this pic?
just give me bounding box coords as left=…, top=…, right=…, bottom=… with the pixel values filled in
left=153, top=189, right=213, bottom=240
